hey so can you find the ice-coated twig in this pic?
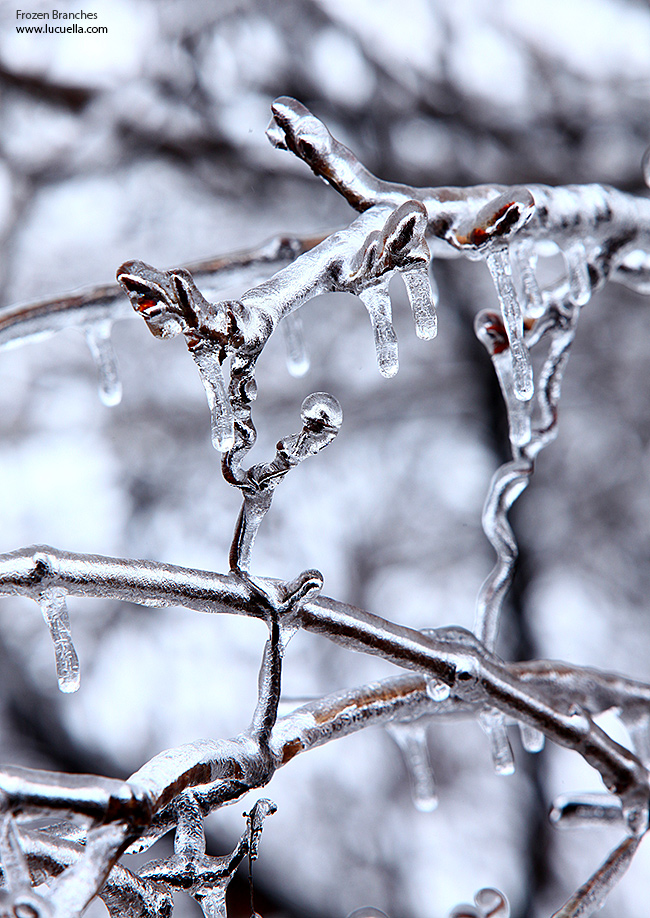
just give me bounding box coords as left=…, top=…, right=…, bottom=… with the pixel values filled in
left=550, top=835, right=640, bottom=918
left=0, top=546, right=648, bottom=837
left=268, top=98, right=650, bottom=298
left=2, top=97, right=650, bottom=918
left=549, top=793, right=624, bottom=830
left=229, top=392, right=342, bottom=572
left=0, top=233, right=326, bottom=353
left=117, top=198, right=435, bottom=464
left=473, top=294, right=582, bottom=762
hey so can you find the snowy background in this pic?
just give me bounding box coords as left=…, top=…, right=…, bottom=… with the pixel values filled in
left=1, top=0, right=650, bottom=916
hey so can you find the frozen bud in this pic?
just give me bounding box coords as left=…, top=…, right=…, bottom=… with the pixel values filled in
left=300, top=392, right=343, bottom=431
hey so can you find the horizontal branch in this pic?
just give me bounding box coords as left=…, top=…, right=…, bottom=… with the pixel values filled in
left=0, top=544, right=647, bottom=837
left=0, top=233, right=326, bottom=351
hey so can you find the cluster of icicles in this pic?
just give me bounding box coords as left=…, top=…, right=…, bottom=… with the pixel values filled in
left=4, top=96, right=650, bottom=918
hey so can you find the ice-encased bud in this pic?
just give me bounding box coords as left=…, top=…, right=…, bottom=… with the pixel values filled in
left=300, top=392, right=343, bottom=431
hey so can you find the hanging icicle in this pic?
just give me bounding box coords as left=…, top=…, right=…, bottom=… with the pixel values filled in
left=39, top=587, right=80, bottom=693
left=281, top=311, right=310, bottom=377
left=485, top=249, right=534, bottom=402
left=358, top=282, right=399, bottom=378
left=84, top=320, right=122, bottom=407
left=386, top=720, right=438, bottom=812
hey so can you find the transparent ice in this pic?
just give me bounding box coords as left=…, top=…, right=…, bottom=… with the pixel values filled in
left=485, top=249, right=534, bottom=401
left=84, top=321, right=122, bottom=407
left=358, top=282, right=399, bottom=378
left=39, top=588, right=80, bottom=694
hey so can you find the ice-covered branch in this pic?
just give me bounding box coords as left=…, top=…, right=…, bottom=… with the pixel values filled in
left=0, top=546, right=648, bottom=834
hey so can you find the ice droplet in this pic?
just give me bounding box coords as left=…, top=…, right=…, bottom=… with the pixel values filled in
left=485, top=249, right=533, bottom=401
left=191, top=346, right=235, bottom=452
left=519, top=722, right=545, bottom=753
left=359, top=283, right=399, bottom=378
left=386, top=722, right=438, bottom=812
left=282, top=311, right=310, bottom=377
left=300, top=391, right=343, bottom=430
left=474, top=888, right=509, bottom=918
left=480, top=711, right=515, bottom=776
left=426, top=680, right=451, bottom=702
left=85, top=321, right=122, bottom=407
left=402, top=269, right=438, bottom=339
left=564, top=240, right=591, bottom=306
left=39, top=588, right=80, bottom=693
left=347, top=908, right=390, bottom=918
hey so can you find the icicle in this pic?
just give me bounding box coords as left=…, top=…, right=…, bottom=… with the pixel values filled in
left=197, top=891, right=228, bottom=918
left=0, top=814, right=32, bottom=891
left=191, top=346, right=235, bottom=452
left=642, top=147, right=650, bottom=189
left=480, top=711, right=515, bottom=776
left=549, top=793, right=623, bottom=829
left=510, top=240, right=544, bottom=318
left=85, top=321, right=122, bottom=407
left=519, top=722, right=545, bottom=753
left=564, top=240, right=591, bottom=306
left=622, top=711, right=650, bottom=765
left=475, top=310, right=532, bottom=449
left=282, top=311, right=310, bottom=377
left=39, top=588, right=80, bottom=693
left=358, top=283, right=399, bottom=378
left=402, top=269, right=438, bottom=340
left=485, top=249, right=533, bottom=401
left=495, top=353, right=531, bottom=448
left=474, top=889, right=509, bottom=918
left=386, top=721, right=438, bottom=812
